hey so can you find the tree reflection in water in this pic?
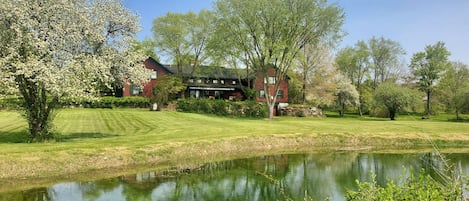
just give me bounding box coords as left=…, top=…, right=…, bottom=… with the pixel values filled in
left=2, top=152, right=469, bottom=201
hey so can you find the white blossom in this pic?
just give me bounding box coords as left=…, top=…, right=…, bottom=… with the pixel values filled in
left=0, top=0, right=150, bottom=101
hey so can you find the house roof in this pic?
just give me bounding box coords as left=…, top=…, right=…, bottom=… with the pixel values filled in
left=146, top=57, right=288, bottom=80
left=163, top=64, right=252, bottom=80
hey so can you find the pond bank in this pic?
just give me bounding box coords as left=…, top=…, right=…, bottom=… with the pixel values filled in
left=2, top=134, right=469, bottom=193
left=1, top=109, right=469, bottom=192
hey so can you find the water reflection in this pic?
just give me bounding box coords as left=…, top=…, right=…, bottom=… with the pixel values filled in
left=1, top=152, right=469, bottom=201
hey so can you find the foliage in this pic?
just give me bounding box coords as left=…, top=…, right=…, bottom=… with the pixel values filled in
left=80, top=97, right=150, bottom=109
left=336, top=37, right=406, bottom=116
left=336, top=41, right=370, bottom=116
left=368, top=36, right=406, bottom=88
left=151, top=75, right=186, bottom=108
left=334, top=74, right=360, bottom=117
left=0, top=0, right=149, bottom=142
left=213, top=0, right=345, bottom=119
left=152, top=10, right=215, bottom=75
left=346, top=168, right=465, bottom=201
left=373, top=82, right=419, bottom=120
left=132, top=37, right=160, bottom=61
left=0, top=96, right=22, bottom=110
left=295, top=44, right=334, bottom=104
left=436, top=62, right=469, bottom=119
left=410, top=41, right=451, bottom=116
left=176, top=99, right=267, bottom=118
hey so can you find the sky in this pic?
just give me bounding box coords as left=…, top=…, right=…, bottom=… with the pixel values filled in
left=123, top=0, right=469, bottom=65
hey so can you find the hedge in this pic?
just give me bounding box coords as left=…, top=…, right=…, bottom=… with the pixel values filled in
left=177, top=98, right=267, bottom=118
left=0, top=96, right=22, bottom=110
left=80, top=96, right=150, bottom=108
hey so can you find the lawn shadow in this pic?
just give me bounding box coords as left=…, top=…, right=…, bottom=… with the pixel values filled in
left=0, top=131, right=29, bottom=143
left=447, top=118, right=469, bottom=123
left=57, top=132, right=120, bottom=142
left=0, top=131, right=119, bottom=143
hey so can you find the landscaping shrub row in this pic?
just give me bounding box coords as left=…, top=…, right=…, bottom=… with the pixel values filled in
left=80, top=96, right=151, bottom=108
left=0, top=96, right=22, bottom=110
left=177, top=98, right=267, bottom=118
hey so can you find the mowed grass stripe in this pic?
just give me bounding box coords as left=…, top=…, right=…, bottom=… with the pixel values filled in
left=0, top=108, right=469, bottom=181
left=0, top=112, right=25, bottom=132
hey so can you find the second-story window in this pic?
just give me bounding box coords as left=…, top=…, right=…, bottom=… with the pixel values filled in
left=213, top=80, right=218, bottom=84
left=150, top=70, right=157, bottom=80
left=232, top=80, right=236, bottom=85
left=264, top=77, right=276, bottom=84
left=220, top=80, right=225, bottom=84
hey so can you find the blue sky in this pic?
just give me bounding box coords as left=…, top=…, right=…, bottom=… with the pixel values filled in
left=123, top=0, right=469, bottom=65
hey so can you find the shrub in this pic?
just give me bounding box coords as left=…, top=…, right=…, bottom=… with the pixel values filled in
left=346, top=169, right=465, bottom=201
left=80, top=96, right=150, bottom=108
left=212, top=100, right=228, bottom=116
left=176, top=99, right=267, bottom=118
left=0, top=96, right=22, bottom=110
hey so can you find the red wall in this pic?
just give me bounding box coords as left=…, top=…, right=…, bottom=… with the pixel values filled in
left=123, top=58, right=169, bottom=98
left=254, top=68, right=289, bottom=103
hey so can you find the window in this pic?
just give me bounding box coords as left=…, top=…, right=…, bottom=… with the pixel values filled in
left=213, top=80, right=218, bottom=84
left=277, top=90, right=284, bottom=98
left=150, top=70, right=157, bottom=79
left=220, top=80, right=225, bottom=85
left=188, top=79, right=194, bottom=83
left=258, top=90, right=265, bottom=98
left=196, top=79, right=202, bottom=84
left=263, top=77, right=276, bottom=84
left=232, top=80, right=237, bottom=85
left=268, top=77, right=276, bottom=84
left=130, top=86, right=142, bottom=96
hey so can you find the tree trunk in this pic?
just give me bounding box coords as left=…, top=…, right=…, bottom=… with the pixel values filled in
left=426, top=90, right=431, bottom=116
left=17, top=76, right=57, bottom=142
left=340, top=102, right=345, bottom=117
left=389, top=110, right=396, bottom=120
left=302, top=72, right=307, bottom=104
left=268, top=103, right=275, bottom=119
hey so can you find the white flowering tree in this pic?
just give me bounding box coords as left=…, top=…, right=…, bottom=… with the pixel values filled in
left=0, top=0, right=150, bottom=142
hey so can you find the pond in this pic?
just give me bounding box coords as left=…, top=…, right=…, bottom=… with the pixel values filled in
left=2, top=152, right=469, bottom=201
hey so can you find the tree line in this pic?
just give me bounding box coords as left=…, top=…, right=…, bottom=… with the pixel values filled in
left=1, top=0, right=468, bottom=142
left=143, top=1, right=469, bottom=121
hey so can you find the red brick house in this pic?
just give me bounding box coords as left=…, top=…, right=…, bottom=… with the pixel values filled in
left=124, top=57, right=289, bottom=112
left=253, top=67, right=289, bottom=103
left=123, top=57, right=172, bottom=97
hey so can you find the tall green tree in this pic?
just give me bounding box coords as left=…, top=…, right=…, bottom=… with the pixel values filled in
left=0, top=0, right=149, bottom=142
left=368, top=36, right=405, bottom=88
left=336, top=41, right=370, bottom=116
left=152, top=10, right=215, bottom=76
left=132, top=37, right=160, bottom=61
left=214, top=0, right=345, bottom=119
left=373, top=82, right=418, bottom=120
left=437, top=62, right=469, bottom=119
left=409, top=41, right=451, bottom=116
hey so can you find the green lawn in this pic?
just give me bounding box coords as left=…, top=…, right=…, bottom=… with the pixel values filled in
left=0, top=108, right=469, bottom=187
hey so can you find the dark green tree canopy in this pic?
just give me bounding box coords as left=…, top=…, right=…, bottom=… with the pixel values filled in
left=409, top=41, right=451, bottom=115
left=437, top=62, right=469, bottom=119
left=373, top=82, right=418, bottom=120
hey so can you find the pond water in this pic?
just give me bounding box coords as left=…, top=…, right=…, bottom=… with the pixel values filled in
left=2, top=152, right=469, bottom=201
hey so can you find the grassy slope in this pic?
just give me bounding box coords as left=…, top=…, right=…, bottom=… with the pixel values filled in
left=0, top=108, right=468, bottom=186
